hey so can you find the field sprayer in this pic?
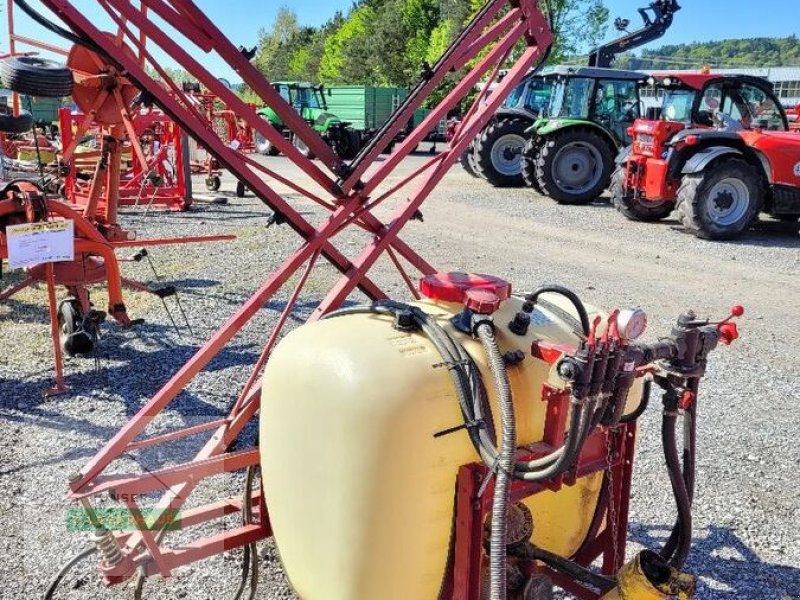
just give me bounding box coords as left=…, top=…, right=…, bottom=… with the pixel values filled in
left=22, top=1, right=741, bottom=599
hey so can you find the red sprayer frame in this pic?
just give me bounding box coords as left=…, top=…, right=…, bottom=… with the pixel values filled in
left=27, top=0, right=584, bottom=591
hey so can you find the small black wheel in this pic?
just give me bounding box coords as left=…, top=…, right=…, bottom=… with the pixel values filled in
left=205, top=175, right=221, bottom=192
left=0, top=57, right=74, bottom=98
left=675, top=157, right=764, bottom=240
left=521, top=137, right=544, bottom=194
left=611, top=166, right=673, bottom=221
left=535, top=128, right=614, bottom=204
left=236, top=181, right=246, bottom=198
left=459, top=144, right=479, bottom=178
left=0, top=108, right=33, bottom=134
left=58, top=299, right=93, bottom=356
left=474, top=117, right=530, bottom=187
left=292, top=134, right=316, bottom=160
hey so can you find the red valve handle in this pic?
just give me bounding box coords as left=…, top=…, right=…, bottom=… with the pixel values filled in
left=718, top=322, right=739, bottom=346
left=730, top=305, right=744, bottom=318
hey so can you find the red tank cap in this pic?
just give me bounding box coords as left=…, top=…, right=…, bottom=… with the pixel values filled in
left=464, top=288, right=501, bottom=314
left=419, top=272, right=511, bottom=304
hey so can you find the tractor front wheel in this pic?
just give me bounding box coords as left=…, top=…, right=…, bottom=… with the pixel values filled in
left=610, top=167, right=673, bottom=222
left=474, top=117, right=529, bottom=187
left=255, top=132, right=280, bottom=156
left=292, top=134, right=316, bottom=160
left=676, top=158, right=763, bottom=240
left=459, top=144, right=479, bottom=178
left=521, top=137, right=544, bottom=194
left=535, top=129, right=613, bottom=205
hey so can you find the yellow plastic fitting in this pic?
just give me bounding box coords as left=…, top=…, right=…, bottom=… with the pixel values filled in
left=600, top=551, right=697, bottom=600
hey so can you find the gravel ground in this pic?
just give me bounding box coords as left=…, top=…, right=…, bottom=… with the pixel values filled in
left=1, top=146, right=798, bottom=599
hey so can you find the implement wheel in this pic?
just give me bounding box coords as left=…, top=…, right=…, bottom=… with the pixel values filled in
left=676, top=158, right=763, bottom=240
left=474, top=117, right=529, bottom=187
left=611, top=166, right=673, bottom=222
left=535, top=129, right=613, bottom=204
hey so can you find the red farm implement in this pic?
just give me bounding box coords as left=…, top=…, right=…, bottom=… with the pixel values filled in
left=14, top=0, right=739, bottom=598
left=0, top=0, right=232, bottom=393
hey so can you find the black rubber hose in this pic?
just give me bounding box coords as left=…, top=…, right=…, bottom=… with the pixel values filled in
left=659, top=405, right=693, bottom=568
left=514, top=543, right=615, bottom=593
left=42, top=546, right=97, bottom=600
left=661, top=402, right=697, bottom=562
left=619, top=379, right=651, bottom=423
left=14, top=0, right=102, bottom=53
left=525, top=286, right=591, bottom=337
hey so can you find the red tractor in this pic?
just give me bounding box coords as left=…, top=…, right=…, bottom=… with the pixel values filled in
left=612, top=73, right=800, bottom=239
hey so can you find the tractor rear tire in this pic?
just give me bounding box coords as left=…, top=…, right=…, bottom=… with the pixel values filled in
left=521, top=137, right=543, bottom=194
left=0, top=108, right=33, bottom=134
left=675, top=158, right=763, bottom=240
left=459, top=145, right=479, bottom=178
left=0, top=57, right=74, bottom=98
left=535, top=129, right=613, bottom=205
left=474, top=117, right=529, bottom=187
left=610, top=166, right=673, bottom=222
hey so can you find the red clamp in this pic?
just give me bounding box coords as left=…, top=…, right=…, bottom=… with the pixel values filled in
left=679, top=390, right=696, bottom=411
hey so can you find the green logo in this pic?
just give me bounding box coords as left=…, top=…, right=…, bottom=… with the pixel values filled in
left=66, top=508, right=181, bottom=531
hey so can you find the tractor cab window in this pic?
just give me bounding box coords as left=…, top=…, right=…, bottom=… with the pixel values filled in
left=593, top=79, right=640, bottom=142
left=697, top=85, right=724, bottom=126
left=661, top=89, right=695, bottom=123
left=525, top=80, right=554, bottom=117
left=295, top=87, right=321, bottom=110
left=735, top=83, right=786, bottom=131
left=550, top=77, right=593, bottom=118
left=276, top=84, right=290, bottom=103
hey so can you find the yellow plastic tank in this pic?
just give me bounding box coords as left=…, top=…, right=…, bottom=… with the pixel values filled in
left=260, top=276, right=638, bottom=600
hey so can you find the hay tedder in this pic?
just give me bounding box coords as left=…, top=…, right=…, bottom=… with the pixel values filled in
left=20, top=1, right=742, bottom=598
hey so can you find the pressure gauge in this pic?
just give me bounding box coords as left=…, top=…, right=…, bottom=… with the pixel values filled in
left=618, top=308, right=648, bottom=341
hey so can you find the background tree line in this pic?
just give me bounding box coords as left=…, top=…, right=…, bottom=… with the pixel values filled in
left=246, top=0, right=608, bottom=94
left=613, top=36, right=800, bottom=70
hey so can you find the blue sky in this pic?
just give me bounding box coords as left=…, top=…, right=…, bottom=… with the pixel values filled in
left=2, top=0, right=798, bottom=82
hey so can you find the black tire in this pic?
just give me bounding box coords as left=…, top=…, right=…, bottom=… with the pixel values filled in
left=292, top=133, right=315, bottom=160
left=0, top=57, right=74, bottom=98
left=535, top=128, right=614, bottom=205
left=675, top=158, right=763, bottom=240
left=459, top=145, right=479, bottom=178
left=205, top=175, right=221, bottom=192
left=521, top=137, right=544, bottom=194
left=474, top=117, right=530, bottom=187
left=0, top=108, right=33, bottom=134
left=610, top=166, right=673, bottom=222
left=58, top=299, right=92, bottom=357
left=329, top=127, right=361, bottom=160
left=236, top=181, right=246, bottom=198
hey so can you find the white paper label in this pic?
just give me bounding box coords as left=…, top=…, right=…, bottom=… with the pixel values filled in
left=6, top=220, right=74, bottom=269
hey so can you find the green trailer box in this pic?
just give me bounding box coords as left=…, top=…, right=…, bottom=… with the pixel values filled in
left=22, top=96, right=62, bottom=123
left=324, top=86, right=408, bottom=131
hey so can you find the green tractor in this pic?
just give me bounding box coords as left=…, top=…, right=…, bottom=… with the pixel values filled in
left=256, top=82, right=362, bottom=160
left=521, top=67, right=647, bottom=204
